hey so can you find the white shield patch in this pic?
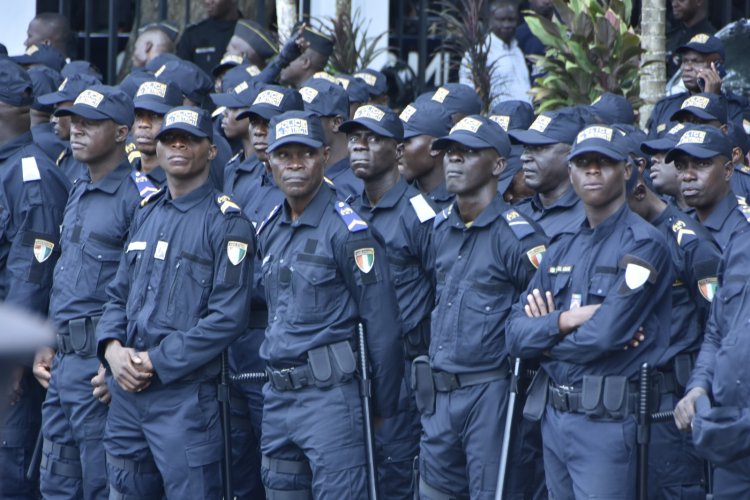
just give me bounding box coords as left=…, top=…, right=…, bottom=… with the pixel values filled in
left=227, top=241, right=248, bottom=265
left=33, top=239, right=54, bottom=263
left=624, top=263, right=651, bottom=290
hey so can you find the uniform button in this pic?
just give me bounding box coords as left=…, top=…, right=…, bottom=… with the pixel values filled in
left=97, top=255, right=102, bottom=260
left=485, top=306, right=491, bottom=311
left=457, top=255, right=462, bottom=260
left=147, top=286, right=152, bottom=291
left=447, top=302, right=452, bottom=307
left=597, top=289, right=603, bottom=294
left=438, top=345, right=443, bottom=350
left=273, top=316, right=278, bottom=321
left=280, top=258, right=284, bottom=263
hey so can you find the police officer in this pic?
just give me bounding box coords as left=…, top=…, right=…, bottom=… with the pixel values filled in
left=301, top=76, right=363, bottom=200
left=28, top=66, right=66, bottom=163
left=670, top=124, right=746, bottom=251
left=225, top=19, right=277, bottom=69
left=278, top=26, right=334, bottom=89
left=335, top=73, right=370, bottom=118
left=628, top=137, right=721, bottom=499
left=510, top=108, right=588, bottom=237
left=131, top=22, right=179, bottom=69
left=489, top=100, right=534, bottom=202
left=353, top=68, right=389, bottom=106
left=399, top=99, right=453, bottom=211
left=415, top=83, right=482, bottom=125
left=417, top=116, right=547, bottom=499
left=257, top=110, right=403, bottom=497
left=506, top=125, right=672, bottom=498
left=728, top=120, right=750, bottom=201
left=671, top=92, right=727, bottom=128
left=340, top=104, right=435, bottom=498
left=585, top=92, right=635, bottom=126
left=642, top=123, right=693, bottom=211
left=176, top=0, right=241, bottom=75
left=97, top=106, right=254, bottom=498
left=34, top=84, right=145, bottom=500
left=0, top=59, right=70, bottom=500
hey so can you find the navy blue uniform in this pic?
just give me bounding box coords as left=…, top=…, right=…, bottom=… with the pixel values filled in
left=96, top=182, right=254, bottom=499
left=41, top=160, right=145, bottom=500
left=731, top=164, right=750, bottom=202
left=421, top=182, right=454, bottom=212
left=176, top=17, right=238, bottom=76
left=516, top=186, right=586, bottom=238
left=352, top=178, right=435, bottom=499
left=224, top=153, right=284, bottom=227
left=324, top=157, right=362, bottom=201
left=56, top=147, right=86, bottom=184
left=257, top=184, right=403, bottom=498
left=698, top=192, right=748, bottom=252
left=420, top=195, right=547, bottom=499
left=507, top=203, right=672, bottom=499
left=0, top=131, right=70, bottom=499
left=647, top=91, right=749, bottom=138
left=32, top=122, right=67, bottom=163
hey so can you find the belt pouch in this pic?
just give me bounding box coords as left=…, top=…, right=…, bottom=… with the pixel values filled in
left=69, top=318, right=94, bottom=357
left=581, top=375, right=605, bottom=418
left=307, top=345, right=333, bottom=388
left=674, top=354, right=693, bottom=391
left=602, top=376, right=628, bottom=419
left=329, top=341, right=356, bottom=375
left=411, top=355, right=435, bottom=416
left=522, top=369, right=549, bottom=422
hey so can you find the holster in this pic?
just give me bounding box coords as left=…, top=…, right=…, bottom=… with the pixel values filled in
left=522, top=369, right=549, bottom=422
left=67, top=316, right=100, bottom=358
left=411, top=355, right=435, bottom=416
left=404, top=319, right=430, bottom=360
left=307, top=340, right=356, bottom=389
left=581, top=375, right=630, bottom=420
left=673, top=353, right=694, bottom=393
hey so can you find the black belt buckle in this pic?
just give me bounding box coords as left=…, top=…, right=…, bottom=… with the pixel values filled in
left=550, top=386, right=571, bottom=412
left=433, top=371, right=459, bottom=392
left=268, top=368, right=294, bottom=391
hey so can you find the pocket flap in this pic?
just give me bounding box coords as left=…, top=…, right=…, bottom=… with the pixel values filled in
left=185, top=441, right=222, bottom=467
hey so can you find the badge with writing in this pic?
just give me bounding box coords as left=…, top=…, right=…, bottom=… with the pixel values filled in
left=33, top=239, right=54, bottom=263
left=227, top=241, right=248, bottom=265
left=154, top=240, right=169, bottom=260
left=354, top=248, right=375, bottom=274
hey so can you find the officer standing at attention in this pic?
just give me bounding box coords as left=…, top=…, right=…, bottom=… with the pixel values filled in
left=33, top=85, right=147, bottom=500
left=641, top=123, right=693, bottom=211
left=0, top=59, right=70, bottom=500
left=341, top=104, right=435, bottom=498
left=177, top=0, right=241, bottom=75
left=96, top=106, right=253, bottom=498
left=417, top=116, right=547, bottom=499
left=256, top=110, right=403, bottom=497
left=506, top=125, right=672, bottom=498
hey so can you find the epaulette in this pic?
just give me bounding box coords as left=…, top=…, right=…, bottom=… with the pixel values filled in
left=433, top=204, right=452, bottom=228
left=130, top=170, right=160, bottom=199
left=736, top=164, right=750, bottom=176
left=334, top=200, right=368, bottom=232
left=216, top=194, right=242, bottom=216
left=21, top=157, right=41, bottom=182
left=56, top=149, right=67, bottom=166
left=126, top=142, right=141, bottom=166
left=502, top=209, right=535, bottom=240
left=737, top=203, right=750, bottom=225
left=738, top=195, right=747, bottom=206
left=140, top=188, right=165, bottom=207
left=228, top=152, right=241, bottom=164
left=629, top=218, right=653, bottom=242
left=669, top=217, right=697, bottom=247
left=256, top=204, right=281, bottom=235
left=409, top=194, right=436, bottom=223
left=323, top=176, right=335, bottom=186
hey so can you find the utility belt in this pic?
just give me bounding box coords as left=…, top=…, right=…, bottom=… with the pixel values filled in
left=410, top=355, right=510, bottom=416
left=655, top=351, right=696, bottom=395
left=547, top=375, right=658, bottom=421
left=266, top=340, right=357, bottom=392
left=403, top=317, right=430, bottom=360
left=56, top=316, right=101, bottom=358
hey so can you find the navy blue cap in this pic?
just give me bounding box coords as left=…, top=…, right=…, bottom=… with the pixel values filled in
left=299, top=77, right=350, bottom=118
left=0, top=43, right=6, bottom=57
left=489, top=100, right=534, bottom=131
left=335, top=74, right=369, bottom=104
left=728, top=120, right=748, bottom=156
left=219, top=63, right=260, bottom=91
left=117, top=70, right=152, bottom=99
left=354, top=69, right=388, bottom=97
left=28, top=66, right=62, bottom=112
left=11, top=44, right=65, bottom=72
left=613, top=124, right=647, bottom=158
left=61, top=60, right=103, bottom=81
left=641, top=123, right=687, bottom=155
left=267, top=110, right=326, bottom=152
left=422, top=83, right=482, bottom=117
left=671, top=93, right=728, bottom=124
left=233, top=20, right=278, bottom=60
left=38, top=73, right=102, bottom=106
left=213, top=54, right=248, bottom=77
left=587, top=92, right=635, bottom=125
left=139, top=21, right=180, bottom=42
left=210, top=78, right=261, bottom=109
left=691, top=395, right=750, bottom=466
left=145, top=53, right=181, bottom=73
left=156, top=106, right=214, bottom=141
left=432, top=115, right=511, bottom=157
left=0, top=60, right=33, bottom=106
left=339, top=104, right=404, bottom=141
left=133, top=80, right=184, bottom=115
left=665, top=124, right=734, bottom=162
left=399, top=100, right=452, bottom=139
left=54, top=85, right=134, bottom=126
left=677, top=33, right=725, bottom=61
left=568, top=125, right=630, bottom=161
left=237, top=84, right=304, bottom=121
left=509, top=107, right=585, bottom=145
left=154, top=59, right=214, bottom=105
left=302, top=26, right=334, bottom=58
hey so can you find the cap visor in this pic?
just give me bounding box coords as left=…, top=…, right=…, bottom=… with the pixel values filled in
left=37, top=92, right=70, bottom=106
left=267, top=136, right=324, bottom=153
left=133, top=99, right=172, bottom=116
left=671, top=109, right=716, bottom=122
left=54, top=104, right=111, bottom=121
left=432, top=132, right=493, bottom=152
left=155, top=123, right=210, bottom=141
left=403, top=127, right=425, bottom=140
left=568, top=144, right=628, bottom=162
left=508, top=128, right=559, bottom=145
left=641, top=138, right=676, bottom=155
left=211, top=62, right=238, bottom=77
left=665, top=144, right=723, bottom=163
left=239, top=104, right=276, bottom=121
left=10, top=55, right=35, bottom=65
left=339, top=118, right=397, bottom=139
left=210, top=92, right=246, bottom=109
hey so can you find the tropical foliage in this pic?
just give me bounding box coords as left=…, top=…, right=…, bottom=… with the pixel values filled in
left=319, top=8, right=389, bottom=74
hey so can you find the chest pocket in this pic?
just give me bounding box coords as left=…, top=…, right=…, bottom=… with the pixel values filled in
left=77, top=233, right=123, bottom=297
left=456, top=283, right=506, bottom=363
left=125, top=250, right=147, bottom=318
left=291, top=257, right=341, bottom=323
left=261, top=257, right=276, bottom=313
left=713, top=283, right=750, bottom=405
left=587, top=268, right=617, bottom=305
left=165, top=253, right=213, bottom=329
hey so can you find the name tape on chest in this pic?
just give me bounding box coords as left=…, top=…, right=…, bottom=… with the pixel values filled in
left=21, top=157, right=41, bottom=182
left=409, top=194, right=436, bottom=223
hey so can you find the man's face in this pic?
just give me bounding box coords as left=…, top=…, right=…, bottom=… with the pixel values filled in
left=204, top=0, right=234, bottom=18
left=649, top=151, right=682, bottom=196
left=131, top=35, right=149, bottom=68
left=279, top=55, right=306, bottom=88
left=569, top=153, right=629, bottom=208
left=443, top=142, right=501, bottom=196
left=672, top=0, right=701, bottom=22
left=268, top=143, right=329, bottom=201
left=520, top=142, right=571, bottom=193
left=674, top=153, right=731, bottom=209
left=529, top=0, right=554, bottom=17
left=156, top=129, right=215, bottom=181
left=133, top=109, right=164, bottom=155
left=680, top=50, right=712, bottom=93
left=490, top=5, right=518, bottom=45
left=52, top=101, right=74, bottom=140
left=401, top=134, right=437, bottom=182
left=249, top=115, right=269, bottom=161
left=69, top=116, right=123, bottom=164
left=347, top=125, right=401, bottom=181
left=225, top=36, right=263, bottom=67
left=25, top=18, right=50, bottom=49
left=221, top=107, right=250, bottom=141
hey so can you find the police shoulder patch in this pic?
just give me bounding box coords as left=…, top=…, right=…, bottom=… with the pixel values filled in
left=669, top=218, right=697, bottom=247
left=256, top=204, right=282, bottom=236
left=56, top=149, right=67, bottom=166
left=502, top=209, right=535, bottom=240
left=323, top=176, right=335, bottom=186
left=409, top=194, right=436, bottom=223
left=139, top=188, right=165, bottom=207
left=697, top=276, right=718, bottom=302
left=737, top=203, right=750, bottom=225
left=21, top=157, right=41, bottom=182
left=217, top=194, right=242, bottom=216
left=130, top=170, right=159, bottom=199
left=433, top=204, right=452, bottom=228
left=334, top=201, right=368, bottom=232
left=619, top=254, right=657, bottom=290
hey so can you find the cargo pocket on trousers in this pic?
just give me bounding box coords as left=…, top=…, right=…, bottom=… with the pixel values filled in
left=185, top=441, right=222, bottom=493
left=319, top=443, right=368, bottom=496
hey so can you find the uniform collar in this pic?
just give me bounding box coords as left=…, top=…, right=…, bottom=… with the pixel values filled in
left=147, top=165, right=166, bottom=184
left=427, top=182, right=452, bottom=202
left=239, top=154, right=261, bottom=174
left=702, top=192, right=738, bottom=230
left=83, top=159, right=132, bottom=194
left=580, top=200, right=629, bottom=241
left=358, top=176, right=409, bottom=211
left=447, top=193, right=507, bottom=229
left=325, top=157, right=351, bottom=179
left=163, top=179, right=214, bottom=212
left=529, top=184, right=580, bottom=211
left=0, top=131, right=32, bottom=161
left=280, top=182, right=335, bottom=228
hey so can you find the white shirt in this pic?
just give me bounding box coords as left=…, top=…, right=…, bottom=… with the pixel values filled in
left=459, top=33, right=532, bottom=106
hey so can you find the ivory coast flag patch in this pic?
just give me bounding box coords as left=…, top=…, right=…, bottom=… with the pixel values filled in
left=526, top=245, right=545, bottom=269
left=698, top=277, right=718, bottom=302
left=354, top=248, right=375, bottom=273
left=227, top=241, right=248, bottom=265
left=33, top=239, right=54, bottom=263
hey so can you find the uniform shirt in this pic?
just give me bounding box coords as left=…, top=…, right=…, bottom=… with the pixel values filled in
left=56, top=147, right=86, bottom=184
left=211, top=133, right=233, bottom=190
left=698, top=192, right=748, bottom=252
left=687, top=225, right=750, bottom=407
left=96, top=181, right=254, bottom=385
left=31, top=122, right=66, bottom=163
left=257, top=184, right=403, bottom=417
left=352, top=177, right=435, bottom=336
left=176, top=17, right=238, bottom=75
left=325, top=157, right=362, bottom=202
left=516, top=186, right=586, bottom=238
left=224, top=153, right=283, bottom=227
left=430, top=194, right=547, bottom=374
left=48, top=160, right=142, bottom=331
left=652, top=203, right=721, bottom=365
left=422, top=182, right=454, bottom=212
left=0, top=131, right=70, bottom=313
left=665, top=18, right=716, bottom=78
left=506, top=203, right=672, bottom=386
left=731, top=164, right=750, bottom=202
left=647, top=90, right=750, bottom=138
